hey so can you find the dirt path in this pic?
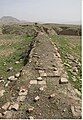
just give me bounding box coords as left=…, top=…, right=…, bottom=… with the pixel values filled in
left=0, top=32, right=81, bottom=119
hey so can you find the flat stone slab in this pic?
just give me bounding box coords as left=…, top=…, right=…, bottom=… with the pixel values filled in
left=59, top=77, right=68, bottom=84
left=17, top=95, right=26, bottom=102
left=53, top=71, right=60, bottom=77
left=46, top=71, right=60, bottom=77
left=30, top=80, right=37, bottom=85
left=8, top=76, right=17, bottom=81
left=39, top=70, right=47, bottom=77
left=38, top=80, right=46, bottom=85
left=9, top=102, right=19, bottom=111
left=37, top=77, right=42, bottom=81
left=15, top=72, right=21, bottom=78
left=2, top=102, right=10, bottom=110
left=49, top=93, right=55, bottom=99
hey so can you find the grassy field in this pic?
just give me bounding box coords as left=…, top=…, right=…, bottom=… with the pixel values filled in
left=51, top=35, right=82, bottom=92
left=0, top=34, right=32, bottom=80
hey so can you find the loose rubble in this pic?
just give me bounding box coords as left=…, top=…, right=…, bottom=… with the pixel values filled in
left=2, top=102, right=10, bottom=110
left=7, top=76, right=17, bottom=81
left=34, top=96, right=40, bottom=102
left=0, top=90, right=5, bottom=97
left=59, top=77, right=68, bottom=84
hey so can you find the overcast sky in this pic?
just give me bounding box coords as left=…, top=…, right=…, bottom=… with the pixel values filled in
left=0, top=0, right=81, bottom=24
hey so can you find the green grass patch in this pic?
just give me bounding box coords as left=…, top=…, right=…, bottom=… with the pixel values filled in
left=0, top=34, right=32, bottom=80
left=51, top=35, right=82, bottom=92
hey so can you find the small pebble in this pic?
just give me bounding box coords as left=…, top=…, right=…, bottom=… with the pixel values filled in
left=28, top=116, right=34, bottom=119
left=15, top=61, right=20, bottom=64
left=39, top=87, right=44, bottom=91
left=48, top=93, right=55, bottom=99
left=34, top=96, right=40, bottom=102
left=27, top=106, right=34, bottom=113
left=37, top=77, right=42, bottom=81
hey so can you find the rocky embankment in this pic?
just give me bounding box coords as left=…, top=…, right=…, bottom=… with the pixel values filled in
left=0, top=32, right=81, bottom=119
left=2, top=24, right=81, bottom=36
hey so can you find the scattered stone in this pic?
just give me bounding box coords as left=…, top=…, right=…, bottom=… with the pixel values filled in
left=73, top=72, right=77, bottom=76
left=63, top=108, right=67, bottom=112
left=20, top=59, right=23, bottom=61
left=30, top=80, right=37, bottom=85
left=7, top=76, right=17, bottom=81
left=28, top=116, right=34, bottom=119
left=34, top=96, right=40, bottom=102
left=38, top=80, right=46, bottom=85
left=74, top=89, right=81, bottom=97
left=73, top=67, right=78, bottom=73
left=27, top=106, right=34, bottom=113
left=9, top=102, right=19, bottom=111
left=47, top=71, right=60, bottom=77
left=72, top=76, right=76, bottom=82
left=5, top=81, right=10, bottom=87
left=17, top=96, right=26, bottom=102
left=0, top=90, right=5, bottom=97
left=56, top=53, right=60, bottom=58
left=59, top=77, right=68, bottom=84
left=48, top=93, right=55, bottom=99
left=64, top=63, right=71, bottom=68
left=15, top=61, right=20, bottom=64
left=39, top=70, right=44, bottom=73
left=15, top=72, right=21, bottom=78
left=37, top=77, right=42, bottom=81
left=34, top=53, right=38, bottom=55
left=68, top=55, right=74, bottom=61
left=71, top=105, right=81, bottom=117
left=0, top=76, right=3, bottom=80
left=39, top=70, right=47, bottom=77
left=3, top=111, right=12, bottom=118
left=3, top=62, right=7, bottom=66
left=29, top=59, right=32, bottom=63
left=39, top=72, right=47, bottom=77
left=0, top=80, right=4, bottom=83
left=2, top=102, right=10, bottom=110
left=19, top=88, right=28, bottom=96
left=39, top=87, right=44, bottom=91
left=7, top=67, right=13, bottom=72
left=54, top=47, right=58, bottom=51
left=33, top=55, right=40, bottom=58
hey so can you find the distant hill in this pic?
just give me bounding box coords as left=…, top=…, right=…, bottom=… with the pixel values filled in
left=0, top=16, right=20, bottom=24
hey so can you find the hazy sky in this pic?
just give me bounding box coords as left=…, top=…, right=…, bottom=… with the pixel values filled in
left=0, top=0, right=81, bottom=24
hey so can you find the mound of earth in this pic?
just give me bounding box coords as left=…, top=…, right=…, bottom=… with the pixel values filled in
left=0, top=32, right=81, bottom=119
left=2, top=23, right=81, bottom=36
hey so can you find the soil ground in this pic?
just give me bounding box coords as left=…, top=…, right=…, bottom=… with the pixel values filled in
left=0, top=32, right=81, bottom=119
